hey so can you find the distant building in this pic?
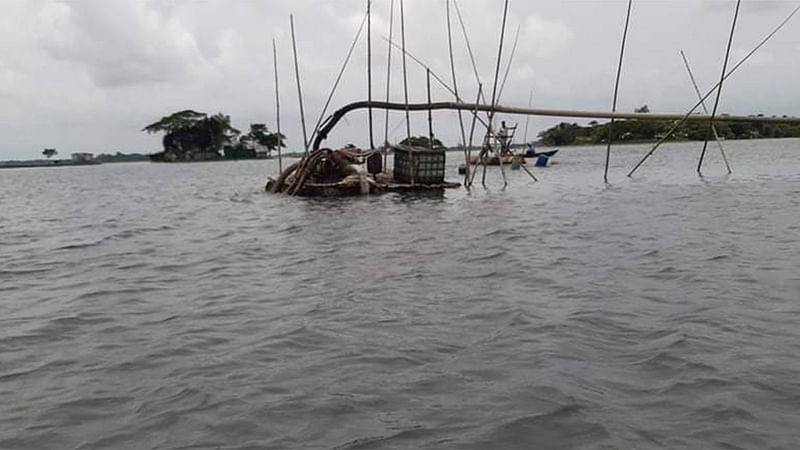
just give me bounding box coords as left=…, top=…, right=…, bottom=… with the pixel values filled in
left=71, top=153, right=94, bottom=162
left=253, top=143, right=272, bottom=159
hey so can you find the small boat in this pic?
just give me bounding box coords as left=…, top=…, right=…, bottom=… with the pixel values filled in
left=523, top=145, right=559, bottom=158
left=458, top=153, right=525, bottom=174
left=467, top=153, right=525, bottom=166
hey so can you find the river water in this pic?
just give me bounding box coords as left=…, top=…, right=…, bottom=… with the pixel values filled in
left=1, top=139, right=799, bottom=449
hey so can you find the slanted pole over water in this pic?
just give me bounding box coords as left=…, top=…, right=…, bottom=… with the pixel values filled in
left=681, top=50, right=731, bottom=173
left=272, top=38, right=282, bottom=173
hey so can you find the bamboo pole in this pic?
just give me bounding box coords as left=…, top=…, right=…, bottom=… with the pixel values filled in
left=488, top=0, right=510, bottom=188
left=681, top=50, right=731, bottom=174
left=272, top=38, right=282, bottom=173
left=427, top=68, right=433, bottom=149
left=497, top=24, right=522, bottom=103
left=383, top=0, right=395, bottom=167
left=446, top=0, right=470, bottom=188
left=604, top=0, right=633, bottom=183
left=698, top=0, right=741, bottom=175
left=491, top=143, right=508, bottom=189
left=467, top=85, right=482, bottom=188
left=367, top=0, right=375, bottom=150
left=452, top=0, right=487, bottom=105
left=519, top=158, right=538, bottom=182
left=384, top=23, right=506, bottom=150
left=488, top=0, right=510, bottom=121
left=629, top=3, right=800, bottom=177
left=523, top=90, right=532, bottom=144
left=308, top=9, right=368, bottom=147
left=481, top=133, right=489, bottom=188
left=290, top=14, right=309, bottom=155
left=400, top=0, right=411, bottom=141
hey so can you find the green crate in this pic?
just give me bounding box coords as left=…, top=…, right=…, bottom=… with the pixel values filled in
left=393, top=145, right=445, bottom=184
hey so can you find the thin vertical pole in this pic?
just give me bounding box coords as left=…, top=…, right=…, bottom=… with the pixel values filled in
left=681, top=50, right=732, bottom=174
left=446, top=0, right=469, bottom=187
left=272, top=38, right=282, bottom=173
left=400, top=0, right=411, bottom=141
left=488, top=0, right=510, bottom=188
left=290, top=14, right=309, bottom=155
left=481, top=134, right=489, bottom=188
left=367, top=0, right=375, bottom=150
left=467, top=84, right=482, bottom=187
left=383, top=0, right=395, bottom=165
left=488, top=0, right=509, bottom=120
left=523, top=89, right=532, bottom=144
left=604, top=0, right=633, bottom=183
left=427, top=68, right=433, bottom=148
left=698, top=0, right=741, bottom=174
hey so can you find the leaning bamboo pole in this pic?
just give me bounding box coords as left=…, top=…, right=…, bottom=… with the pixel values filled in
left=522, top=90, right=532, bottom=144
left=312, top=100, right=800, bottom=150
left=272, top=38, right=282, bottom=174
left=290, top=14, right=309, bottom=155
left=604, top=0, right=633, bottom=182
left=486, top=0, right=510, bottom=189
left=467, top=85, right=482, bottom=188
left=681, top=50, right=731, bottom=173
left=629, top=3, right=800, bottom=176
left=446, top=0, right=470, bottom=187
left=383, top=0, right=395, bottom=166
left=367, top=0, right=375, bottom=150
left=453, top=0, right=487, bottom=106
left=497, top=24, right=521, bottom=103
left=400, top=0, right=411, bottom=140
left=308, top=9, right=368, bottom=147
left=427, top=68, right=433, bottom=148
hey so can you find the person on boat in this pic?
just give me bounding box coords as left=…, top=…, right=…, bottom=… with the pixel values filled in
left=525, top=142, right=536, bottom=157
left=497, top=121, right=515, bottom=156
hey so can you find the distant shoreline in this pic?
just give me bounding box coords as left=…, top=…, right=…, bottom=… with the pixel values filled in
left=4, top=136, right=796, bottom=168
left=525, top=135, right=800, bottom=150
left=0, top=160, right=102, bottom=169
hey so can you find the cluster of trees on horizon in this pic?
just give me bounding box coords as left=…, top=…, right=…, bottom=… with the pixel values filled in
left=140, top=106, right=800, bottom=159
left=537, top=105, right=800, bottom=147
left=143, top=110, right=285, bottom=161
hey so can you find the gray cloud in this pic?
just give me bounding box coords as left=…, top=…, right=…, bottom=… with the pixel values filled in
left=0, top=0, right=799, bottom=159
left=38, top=0, right=210, bottom=87
left=702, top=0, right=792, bottom=13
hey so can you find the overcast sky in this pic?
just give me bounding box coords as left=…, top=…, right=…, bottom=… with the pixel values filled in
left=1, top=0, right=799, bottom=159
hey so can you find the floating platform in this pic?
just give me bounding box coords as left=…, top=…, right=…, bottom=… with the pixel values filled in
left=266, top=146, right=460, bottom=197
left=378, top=181, right=461, bottom=191
left=271, top=171, right=460, bottom=197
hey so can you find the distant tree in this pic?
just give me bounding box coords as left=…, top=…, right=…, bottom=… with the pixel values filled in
left=538, top=122, right=583, bottom=146
left=399, top=135, right=444, bottom=148
left=635, top=105, right=650, bottom=113
left=42, top=148, right=57, bottom=159
left=239, top=123, right=286, bottom=154
left=143, top=110, right=240, bottom=161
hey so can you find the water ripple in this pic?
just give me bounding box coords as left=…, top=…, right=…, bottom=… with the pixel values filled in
left=1, top=144, right=800, bottom=448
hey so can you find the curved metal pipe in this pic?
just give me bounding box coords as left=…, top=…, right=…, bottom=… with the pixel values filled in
left=312, top=100, right=800, bottom=150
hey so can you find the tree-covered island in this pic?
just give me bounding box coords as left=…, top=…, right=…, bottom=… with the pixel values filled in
left=143, top=110, right=285, bottom=162
left=537, top=105, right=800, bottom=146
